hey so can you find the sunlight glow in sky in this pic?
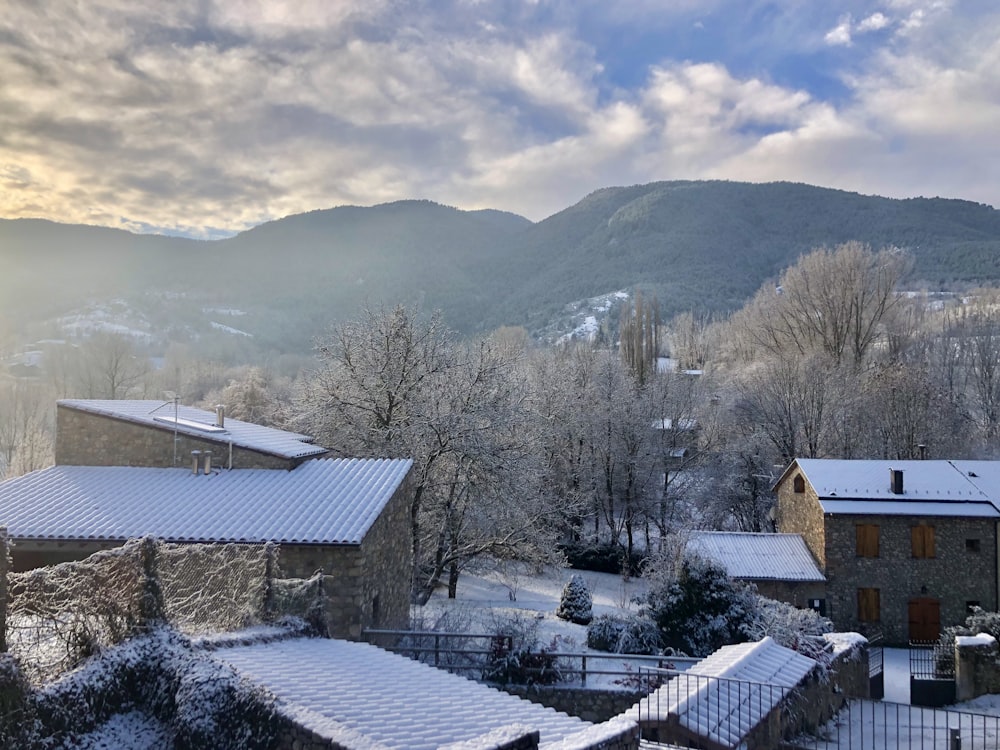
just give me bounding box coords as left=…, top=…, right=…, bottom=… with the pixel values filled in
left=1, top=1, right=997, bottom=238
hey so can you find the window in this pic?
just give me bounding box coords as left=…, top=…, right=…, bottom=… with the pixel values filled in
left=793, top=475, right=805, bottom=493
left=858, top=588, right=881, bottom=623
left=911, top=525, right=936, bottom=558
left=856, top=524, right=880, bottom=558
left=967, top=538, right=981, bottom=553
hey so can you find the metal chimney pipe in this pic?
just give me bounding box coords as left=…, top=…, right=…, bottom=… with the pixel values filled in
left=203, top=451, right=213, bottom=475
left=216, top=404, right=225, bottom=428
left=191, top=450, right=201, bottom=475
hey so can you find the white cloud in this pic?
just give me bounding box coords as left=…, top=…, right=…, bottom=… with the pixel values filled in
left=824, top=15, right=853, bottom=46
left=0, top=0, right=997, bottom=234
left=857, top=12, right=890, bottom=32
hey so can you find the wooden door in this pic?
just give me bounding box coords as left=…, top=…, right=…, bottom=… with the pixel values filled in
left=908, top=597, right=941, bottom=642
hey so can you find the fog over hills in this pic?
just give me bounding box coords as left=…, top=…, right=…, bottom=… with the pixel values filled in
left=3, top=181, right=1000, bottom=355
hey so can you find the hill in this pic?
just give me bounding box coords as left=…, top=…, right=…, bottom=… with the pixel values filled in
left=2, top=182, right=1000, bottom=354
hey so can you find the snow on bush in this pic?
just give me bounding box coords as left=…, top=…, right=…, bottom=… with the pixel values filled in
left=639, top=552, right=756, bottom=657
left=742, top=597, right=833, bottom=663
left=556, top=574, right=593, bottom=625
left=586, top=613, right=661, bottom=655
left=27, top=626, right=281, bottom=749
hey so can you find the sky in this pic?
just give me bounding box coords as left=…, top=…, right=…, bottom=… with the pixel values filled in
left=1, top=1, right=998, bottom=239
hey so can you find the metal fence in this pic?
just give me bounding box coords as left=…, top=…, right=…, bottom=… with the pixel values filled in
left=785, top=699, right=1000, bottom=750
left=910, top=641, right=955, bottom=679
left=636, top=667, right=794, bottom=748
left=363, top=628, right=697, bottom=688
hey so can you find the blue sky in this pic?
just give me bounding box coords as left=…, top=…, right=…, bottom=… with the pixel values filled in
left=1, top=0, right=997, bottom=238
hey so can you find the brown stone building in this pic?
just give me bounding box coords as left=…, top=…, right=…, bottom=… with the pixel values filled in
left=774, top=458, right=1000, bottom=644
left=0, top=400, right=414, bottom=639
left=56, top=399, right=329, bottom=469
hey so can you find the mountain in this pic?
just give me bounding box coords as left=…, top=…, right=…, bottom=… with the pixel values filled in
left=2, top=182, right=1000, bottom=354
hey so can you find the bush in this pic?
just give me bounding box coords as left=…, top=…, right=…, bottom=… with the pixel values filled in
left=742, top=597, right=833, bottom=662
left=586, top=613, right=662, bottom=655
left=556, top=574, right=593, bottom=625
left=639, top=553, right=756, bottom=657
left=481, top=612, right=566, bottom=686
left=560, top=542, right=646, bottom=575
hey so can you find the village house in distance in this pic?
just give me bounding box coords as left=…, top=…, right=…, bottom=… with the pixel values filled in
left=774, top=458, right=1000, bottom=644
left=0, top=399, right=415, bottom=639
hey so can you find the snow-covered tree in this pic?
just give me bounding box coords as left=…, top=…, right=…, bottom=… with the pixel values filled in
left=556, top=574, right=593, bottom=625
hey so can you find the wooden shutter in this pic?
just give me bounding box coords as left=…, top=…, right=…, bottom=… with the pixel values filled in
left=856, top=524, right=880, bottom=557
left=911, top=525, right=935, bottom=558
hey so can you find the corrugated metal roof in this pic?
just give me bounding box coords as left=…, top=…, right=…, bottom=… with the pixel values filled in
left=0, top=458, right=411, bottom=545
left=687, top=532, right=825, bottom=582
left=819, top=499, right=1000, bottom=518
left=215, top=637, right=592, bottom=749
left=58, top=400, right=328, bottom=460
left=790, top=459, right=1000, bottom=517
left=629, top=637, right=816, bottom=749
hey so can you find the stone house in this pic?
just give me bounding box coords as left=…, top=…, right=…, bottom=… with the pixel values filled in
left=55, top=399, right=329, bottom=469
left=686, top=531, right=826, bottom=610
left=0, top=400, right=414, bottom=639
left=774, top=458, right=1000, bottom=644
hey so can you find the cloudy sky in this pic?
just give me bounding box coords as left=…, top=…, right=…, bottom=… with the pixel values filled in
left=1, top=1, right=997, bottom=238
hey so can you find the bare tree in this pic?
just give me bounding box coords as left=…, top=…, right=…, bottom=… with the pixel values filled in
left=734, top=242, right=908, bottom=369
left=299, top=305, right=554, bottom=601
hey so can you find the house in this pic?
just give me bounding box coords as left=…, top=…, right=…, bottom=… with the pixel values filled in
left=0, top=400, right=414, bottom=639
left=774, top=458, right=1000, bottom=644
left=686, top=531, right=826, bottom=609
left=55, top=399, right=329, bottom=469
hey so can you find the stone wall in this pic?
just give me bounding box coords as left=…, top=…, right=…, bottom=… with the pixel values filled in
left=502, top=686, right=645, bottom=724
left=774, top=472, right=827, bottom=569
left=955, top=633, right=1000, bottom=701
left=753, top=580, right=826, bottom=609
left=55, top=405, right=297, bottom=469
left=823, top=514, right=998, bottom=643
left=277, top=480, right=411, bottom=639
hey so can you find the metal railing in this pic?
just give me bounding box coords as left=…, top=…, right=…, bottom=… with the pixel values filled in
left=362, top=628, right=697, bottom=688
left=910, top=641, right=954, bottom=679
left=636, top=667, right=794, bottom=749
left=786, top=699, right=1000, bottom=750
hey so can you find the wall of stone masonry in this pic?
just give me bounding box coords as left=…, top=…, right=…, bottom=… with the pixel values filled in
left=277, top=480, right=411, bottom=639
left=823, top=513, right=998, bottom=644
left=753, top=580, right=826, bottom=609
left=502, top=686, right=645, bottom=724
left=956, top=634, right=1000, bottom=701
left=774, top=474, right=827, bottom=569
left=55, top=405, right=298, bottom=469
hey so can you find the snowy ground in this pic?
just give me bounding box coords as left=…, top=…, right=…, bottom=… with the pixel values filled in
left=417, top=565, right=690, bottom=688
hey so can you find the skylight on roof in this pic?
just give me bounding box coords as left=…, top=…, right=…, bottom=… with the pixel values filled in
left=153, top=416, right=227, bottom=433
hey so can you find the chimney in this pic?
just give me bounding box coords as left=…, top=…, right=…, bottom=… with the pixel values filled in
left=890, top=468, right=904, bottom=495
left=203, top=451, right=213, bottom=475
left=191, top=450, right=202, bottom=475
left=215, top=404, right=225, bottom=428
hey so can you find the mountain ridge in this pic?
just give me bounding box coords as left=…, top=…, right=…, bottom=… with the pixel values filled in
left=3, top=180, right=999, bottom=354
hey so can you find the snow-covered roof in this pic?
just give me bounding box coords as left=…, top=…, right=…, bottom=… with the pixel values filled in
left=687, top=532, right=825, bottom=582
left=782, top=459, right=1000, bottom=518
left=0, top=458, right=411, bottom=545
left=58, top=399, right=328, bottom=460
left=214, top=637, right=603, bottom=750
left=628, top=637, right=817, bottom=749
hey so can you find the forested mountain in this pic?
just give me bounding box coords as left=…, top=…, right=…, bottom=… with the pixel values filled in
left=3, top=181, right=1000, bottom=354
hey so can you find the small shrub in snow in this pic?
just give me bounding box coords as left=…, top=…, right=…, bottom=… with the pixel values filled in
left=560, top=541, right=646, bottom=575
left=639, top=553, right=756, bottom=657
left=556, top=574, right=593, bottom=625
left=742, top=597, right=833, bottom=663
left=586, top=614, right=661, bottom=655
left=481, top=612, right=567, bottom=686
